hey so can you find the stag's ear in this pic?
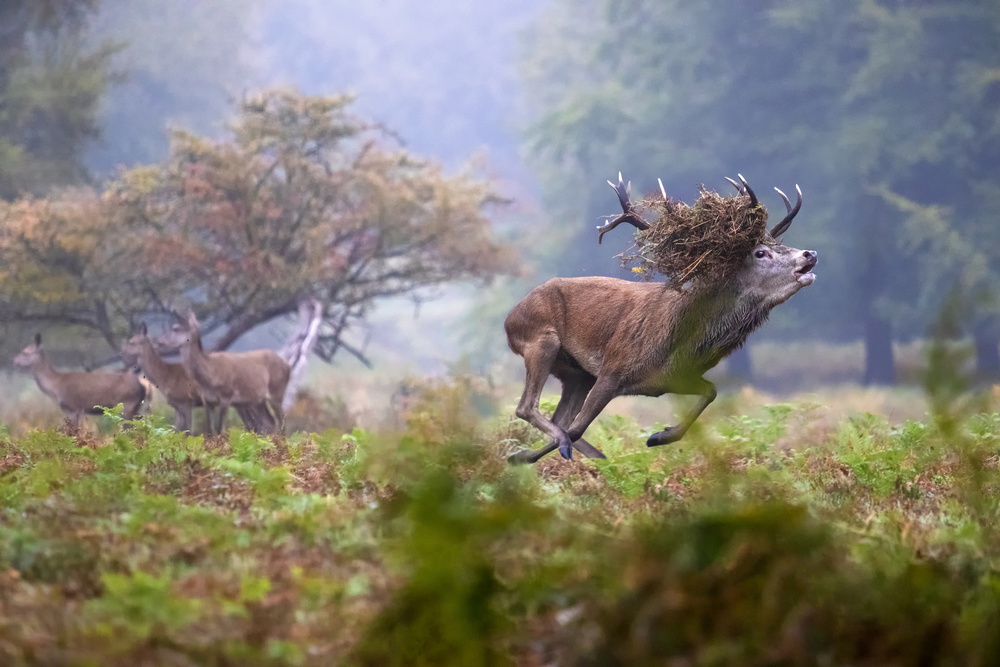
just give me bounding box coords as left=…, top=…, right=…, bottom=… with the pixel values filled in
left=34, top=333, right=41, bottom=346
left=187, top=310, right=199, bottom=329
left=139, top=322, right=148, bottom=336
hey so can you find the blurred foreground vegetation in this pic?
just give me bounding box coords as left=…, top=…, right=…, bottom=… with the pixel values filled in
left=0, top=380, right=999, bottom=665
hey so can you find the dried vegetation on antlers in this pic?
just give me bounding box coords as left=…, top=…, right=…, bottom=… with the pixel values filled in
left=621, top=188, right=770, bottom=287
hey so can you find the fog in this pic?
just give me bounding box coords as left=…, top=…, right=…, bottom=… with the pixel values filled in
left=5, top=0, right=999, bottom=397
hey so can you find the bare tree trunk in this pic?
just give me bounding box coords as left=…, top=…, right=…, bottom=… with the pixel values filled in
left=974, top=326, right=1000, bottom=382
left=863, top=314, right=895, bottom=385
left=280, top=298, right=323, bottom=412
left=727, top=344, right=753, bottom=384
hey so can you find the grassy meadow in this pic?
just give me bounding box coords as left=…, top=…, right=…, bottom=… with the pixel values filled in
left=2, top=340, right=1000, bottom=665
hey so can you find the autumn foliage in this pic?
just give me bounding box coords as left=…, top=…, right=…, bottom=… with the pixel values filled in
left=0, top=89, right=513, bottom=359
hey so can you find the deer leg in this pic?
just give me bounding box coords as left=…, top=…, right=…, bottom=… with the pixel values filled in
left=234, top=404, right=256, bottom=432
left=120, top=402, right=138, bottom=430
left=509, top=374, right=606, bottom=464
left=237, top=403, right=275, bottom=434
left=174, top=404, right=191, bottom=433
left=553, top=375, right=606, bottom=459
left=217, top=402, right=230, bottom=434
left=256, top=402, right=277, bottom=433
left=201, top=403, right=216, bottom=435
left=646, top=379, right=717, bottom=447
left=510, top=374, right=619, bottom=464
left=270, top=401, right=285, bottom=435
left=509, top=337, right=573, bottom=464
left=558, top=375, right=621, bottom=459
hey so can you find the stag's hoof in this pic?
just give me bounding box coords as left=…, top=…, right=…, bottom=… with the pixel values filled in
left=507, top=450, right=536, bottom=465
left=647, top=427, right=684, bottom=448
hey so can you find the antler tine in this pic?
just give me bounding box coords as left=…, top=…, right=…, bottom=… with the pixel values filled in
left=605, top=172, right=630, bottom=210
left=770, top=184, right=802, bottom=238
left=725, top=176, right=744, bottom=194
left=737, top=174, right=758, bottom=207
left=658, top=178, right=675, bottom=214
left=597, top=172, right=650, bottom=244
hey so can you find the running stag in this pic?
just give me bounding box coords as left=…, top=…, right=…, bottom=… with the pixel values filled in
left=505, top=174, right=817, bottom=463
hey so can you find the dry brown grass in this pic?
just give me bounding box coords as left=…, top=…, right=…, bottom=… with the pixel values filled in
left=623, top=187, right=768, bottom=286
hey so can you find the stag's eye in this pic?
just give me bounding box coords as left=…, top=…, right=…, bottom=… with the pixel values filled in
left=754, top=249, right=767, bottom=259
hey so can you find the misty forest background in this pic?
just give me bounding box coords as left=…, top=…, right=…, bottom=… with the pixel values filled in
left=2, top=0, right=1000, bottom=419
left=8, top=2, right=1000, bottom=664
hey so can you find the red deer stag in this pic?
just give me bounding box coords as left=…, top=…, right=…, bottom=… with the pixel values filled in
left=505, top=174, right=817, bottom=463
left=14, top=333, right=148, bottom=425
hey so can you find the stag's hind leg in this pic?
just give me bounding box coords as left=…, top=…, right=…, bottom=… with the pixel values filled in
left=509, top=335, right=574, bottom=463
left=509, top=368, right=606, bottom=464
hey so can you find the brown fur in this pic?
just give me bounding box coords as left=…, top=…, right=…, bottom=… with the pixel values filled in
left=14, top=335, right=147, bottom=425
left=506, top=183, right=817, bottom=464
left=157, top=313, right=291, bottom=435
left=121, top=326, right=207, bottom=432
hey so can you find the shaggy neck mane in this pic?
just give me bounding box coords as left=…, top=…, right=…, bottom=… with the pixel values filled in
left=677, top=282, right=772, bottom=359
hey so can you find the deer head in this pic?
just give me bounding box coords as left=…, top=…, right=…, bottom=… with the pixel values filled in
left=119, top=323, right=150, bottom=366
left=154, top=312, right=202, bottom=355
left=13, top=333, right=44, bottom=370
left=601, top=172, right=816, bottom=306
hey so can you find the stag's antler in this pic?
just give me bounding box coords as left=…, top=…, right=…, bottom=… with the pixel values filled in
left=724, top=174, right=758, bottom=207
left=597, top=172, right=650, bottom=244
left=727, top=174, right=802, bottom=237
left=770, top=185, right=802, bottom=238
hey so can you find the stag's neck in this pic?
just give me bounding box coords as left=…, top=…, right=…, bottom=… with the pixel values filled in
left=678, top=284, right=771, bottom=363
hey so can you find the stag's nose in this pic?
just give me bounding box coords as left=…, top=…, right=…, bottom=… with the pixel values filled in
left=802, top=250, right=816, bottom=261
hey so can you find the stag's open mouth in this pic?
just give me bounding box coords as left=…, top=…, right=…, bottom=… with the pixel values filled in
left=795, top=256, right=818, bottom=286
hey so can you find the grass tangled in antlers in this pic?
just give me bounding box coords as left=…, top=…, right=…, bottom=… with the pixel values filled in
left=622, top=187, right=770, bottom=288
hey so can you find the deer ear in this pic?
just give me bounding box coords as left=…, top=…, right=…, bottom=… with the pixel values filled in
left=34, top=333, right=41, bottom=346
left=187, top=310, right=198, bottom=328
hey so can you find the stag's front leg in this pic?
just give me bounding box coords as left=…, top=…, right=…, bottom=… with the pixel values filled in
left=555, top=374, right=622, bottom=460
left=647, top=378, right=717, bottom=447
left=552, top=375, right=606, bottom=459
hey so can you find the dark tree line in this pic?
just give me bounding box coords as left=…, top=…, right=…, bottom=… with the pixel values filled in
left=0, top=0, right=117, bottom=199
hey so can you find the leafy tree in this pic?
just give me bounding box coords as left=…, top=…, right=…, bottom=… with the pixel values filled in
left=0, top=89, right=514, bottom=363
left=521, top=0, right=1000, bottom=384
left=0, top=0, right=118, bottom=199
